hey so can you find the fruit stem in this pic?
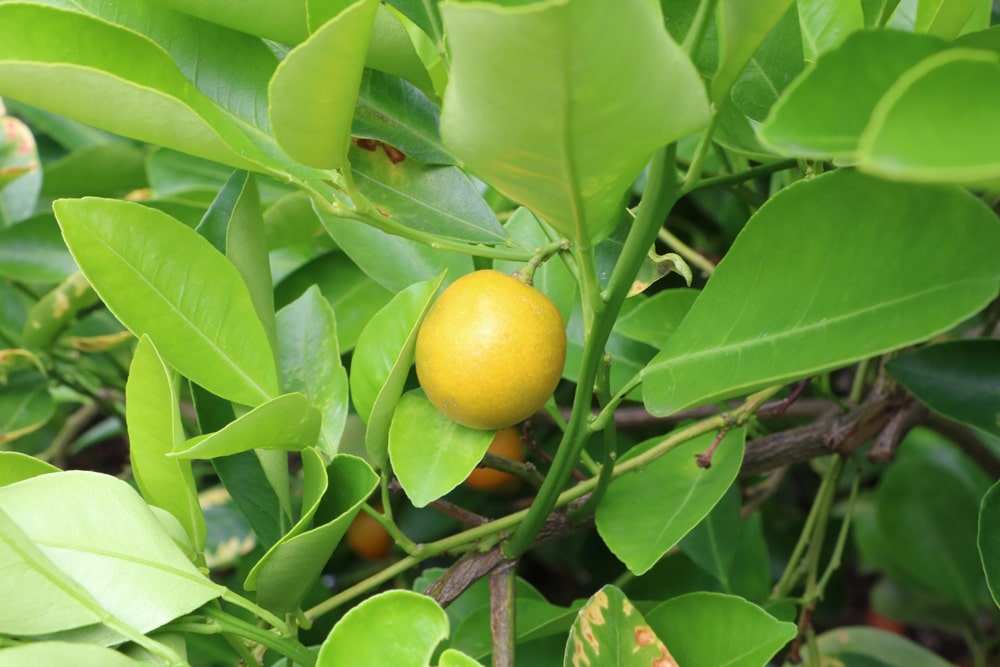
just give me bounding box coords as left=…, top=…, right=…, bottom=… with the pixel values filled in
left=503, top=144, right=681, bottom=559
left=513, top=238, right=571, bottom=285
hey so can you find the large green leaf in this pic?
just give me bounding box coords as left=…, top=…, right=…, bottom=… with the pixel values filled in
left=808, top=626, right=955, bottom=666
left=350, top=275, right=444, bottom=469
left=276, top=287, right=349, bottom=456
left=0, top=4, right=292, bottom=174
left=887, top=339, right=1000, bottom=438
left=759, top=30, right=947, bottom=160
left=728, top=6, right=804, bottom=122
left=269, top=0, right=379, bottom=169
left=642, top=169, right=1000, bottom=416
left=979, top=480, right=1000, bottom=609
left=915, top=0, right=980, bottom=38
left=147, top=0, right=310, bottom=45
left=678, top=485, right=742, bottom=591
left=596, top=428, right=745, bottom=575
left=712, top=0, right=795, bottom=103
left=0, top=471, right=222, bottom=638
left=877, top=458, right=989, bottom=614
left=440, top=0, right=708, bottom=243
left=317, top=589, right=449, bottom=666
left=245, top=450, right=377, bottom=614
left=564, top=585, right=676, bottom=667
left=41, top=143, right=147, bottom=198
left=857, top=49, right=1000, bottom=187
left=350, top=143, right=506, bottom=244
left=797, top=0, right=864, bottom=62
left=54, top=197, right=279, bottom=406
left=388, top=391, right=494, bottom=508
left=0, top=451, right=58, bottom=487
left=0, top=642, right=146, bottom=667
left=127, top=336, right=205, bottom=554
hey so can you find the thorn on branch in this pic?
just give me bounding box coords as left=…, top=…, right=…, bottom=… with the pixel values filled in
left=696, top=427, right=728, bottom=469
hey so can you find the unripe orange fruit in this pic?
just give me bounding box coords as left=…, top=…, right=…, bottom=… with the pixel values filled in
left=465, top=427, right=526, bottom=491
left=415, top=270, right=566, bottom=430
left=346, top=509, right=392, bottom=560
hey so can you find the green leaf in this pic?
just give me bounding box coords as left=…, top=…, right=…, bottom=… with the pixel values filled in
left=646, top=592, right=796, bottom=667
left=712, top=0, right=795, bottom=103
left=809, top=626, right=955, bottom=666
left=353, top=70, right=454, bottom=165
left=147, top=0, right=309, bottom=45
left=642, top=170, right=1000, bottom=416
left=439, top=649, right=485, bottom=667
left=389, top=391, right=495, bottom=508
left=269, top=0, right=379, bottom=169
left=127, top=336, right=206, bottom=553
left=317, top=589, right=449, bottom=666
left=728, top=5, right=804, bottom=121
left=440, top=0, right=708, bottom=242
left=0, top=642, right=146, bottom=667
left=198, top=171, right=279, bottom=365
left=613, top=289, right=699, bottom=349
left=596, top=428, right=745, bottom=575
left=0, top=451, right=59, bottom=487
left=350, top=142, right=506, bottom=245
left=350, top=274, right=444, bottom=469
left=887, top=339, right=1000, bottom=438
left=915, top=0, right=980, bottom=38
left=679, top=485, right=742, bottom=592
left=317, top=208, right=473, bottom=293
left=41, top=142, right=147, bottom=198
left=22, top=271, right=99, bottom=350
left=877, top=458, right=988, bottom=614
left=274, top=251, right=393, bottom=352
left=564, top=585, right=676, bottom=667
left=54, top=197, right=279, bottom=406
left=857, top=49, right=1000, bottom=187
left=979, top=480, right=1000, bottom=609
left=147, top=149, right=296, bottom=206
left=0, top=372, right=54, bottom=444
left=0, top=471, right=222, bottom=638
left=245, top=450, right=378, bottom=614
left=759, top=30, right=947, bottom=160
left=367, top=5, right=437, bottom=96
left=277, top=287, right=349, bottom=457
left=797, top=0, right=864, bottom=62
left=0, top=114, right=41, bottom=225
left=0, top=4, right=287, bottom=174
left=173, top=393, right=321, bottom=459
left=565, top=299, right=655, bottom=396
left=453, top=599, right=581, bottom=661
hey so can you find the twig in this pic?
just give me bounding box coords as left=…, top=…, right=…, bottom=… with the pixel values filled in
left=490, top=559, right=518, bottom=667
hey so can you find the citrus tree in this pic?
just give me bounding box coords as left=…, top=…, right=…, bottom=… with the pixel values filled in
left=1, top=0, right=999, bottom=665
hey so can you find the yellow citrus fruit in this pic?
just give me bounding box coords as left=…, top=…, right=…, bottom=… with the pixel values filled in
left=346, top=509, right=392, bottom=560
left=465, top=427, right=526, bottom=492
left=415, top=270, right=566, bottom=430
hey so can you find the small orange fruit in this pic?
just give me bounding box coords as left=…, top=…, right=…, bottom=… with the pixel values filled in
left=415, top=270, right=566, bottom=430
left=346, top=509, right=392, bottom=560
left=465, top=427, right=526, bottom=492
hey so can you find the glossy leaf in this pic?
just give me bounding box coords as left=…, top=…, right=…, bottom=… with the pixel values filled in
left=318, top=590, right=449, bottom=666
left=389, top=392, right=495, bottom=508
left=759, top=31, right=946, bottom=159
left=642, top=170, right=1000, bottom=416
left=613, top=289, right=699, bottom=349
left=22, top=271, right=98, bottom=350
left=277, top=287, right=349, bottom=456
left=0, top=642, right=146, bottom=667
left=274, top=251, right=393, bottom=352
left=388, top=0, right=444, bottom=47
left=198, top=171, right=277, bottom=356
left=596, top=428, right=745, bottom=575
left=712, top=0, right=795, bottom=102
left=915, top=0, right=979, bottom=38
left=367, top=5, right=437, bottom=96
left=0, top=4, right=284, bottom=174
left=857, top=49, right=1000, bottom=187
left=564, top=585, right=677, bottom=667
left=0, top=451, right=58, bottom=487
left=440, top=0, right=709, bottom=242
left=269, top=0, right=379, bottom=169
left=797, top=0, right=864, bottom=62
left=350, top=143, right=506, bottom=245
left=54, top=197, right=279, bottom=406
left=127, top=336, right=205, bottom=553
left=350, top=274, right=443, bottom=469
left=353, top=70, right=453, bottom=165
left=809, top=626, right=954, bottom=666
left=172, top=393, right=321, bottom=459
left=887, top=339, right=1000, bottom=438
left=646, top=592, right=797, bottom=667
left=0, top=471, right=222, bottom=638
left=147, top=149, right=297, bottom=206
left=317, top=208, right=473, bottom=293
left=729, top=6, right=804, bottom=121
left=148, top=0, right=309, bottom=45
left=439, top=649, right=485, bottom=667
left=0, top=371, right=54, bottom=444
left=263, top=191, right=326, bottom=249
left=679, top=485, right=742, bottom=591
left=877, top=458, right=988, bottom=614
left=979, top=480, right=1000, bottom=608
left=41, top=142, right=146, bottom=198
left=245, top=451, right=377, bottom=614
